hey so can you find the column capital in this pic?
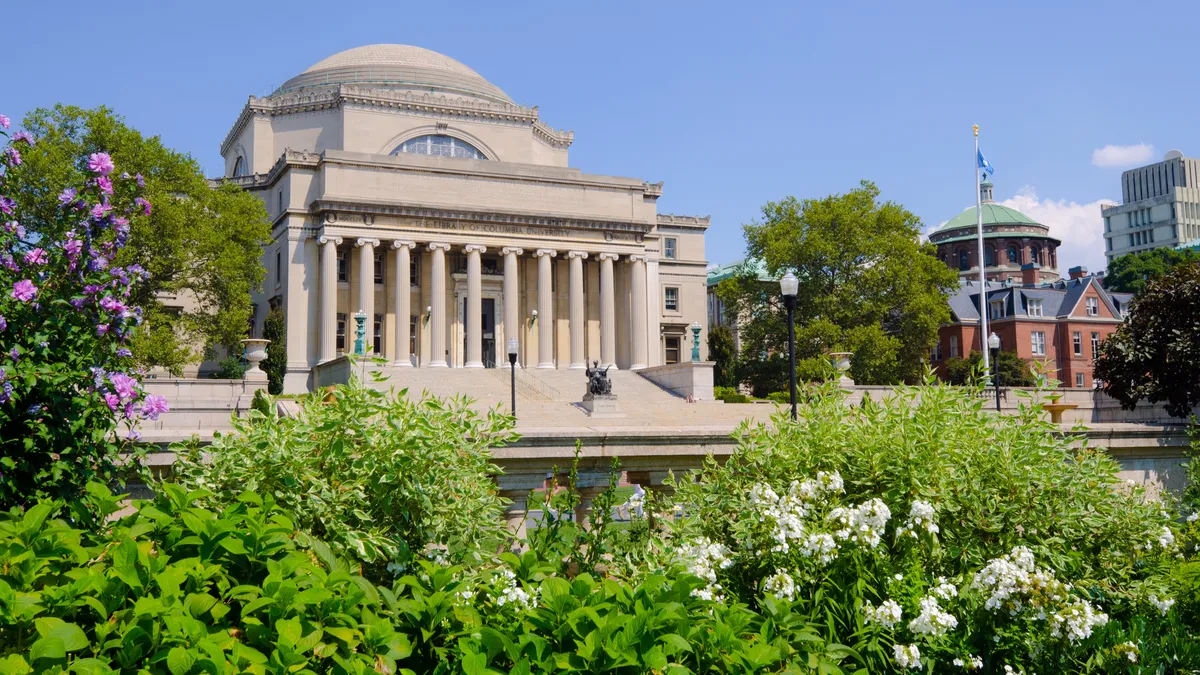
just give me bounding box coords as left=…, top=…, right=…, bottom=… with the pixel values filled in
left=597, top=252, right=620, bottom=262
left=390, top=239, right=416, bottom=250
left=627, top=254, right=647, bottom=263
left=355, top=237, right=380, bottom=248
left=535, top=248, right=558, bottom=258
left=427, top=242, right=451, bottom=252
left=464, top=244, right=488, bottom=254
left=501, top=246, right=524, bottom=256
left=317, top=234, right=343, bottom=246
left=567, top=250, right=589, bottom=260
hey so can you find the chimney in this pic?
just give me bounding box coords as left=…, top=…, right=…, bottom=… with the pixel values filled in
left=1068, top=265, right=1088, bottom=280
left=1021, top=262, right=1041, bottom=286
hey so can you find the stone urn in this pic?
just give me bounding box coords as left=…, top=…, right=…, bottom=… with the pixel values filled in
left=240, top=338, right=270, bottom=382
left=828, top=351, right=854, bottom=386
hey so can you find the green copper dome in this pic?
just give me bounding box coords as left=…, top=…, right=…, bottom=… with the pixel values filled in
left=938, top=203, right=1040, bottom=232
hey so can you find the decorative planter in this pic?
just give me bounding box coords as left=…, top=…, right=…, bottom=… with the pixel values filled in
left=828, top=351, right=854, bottom=386
left=240, top=339, right=270, bottom=382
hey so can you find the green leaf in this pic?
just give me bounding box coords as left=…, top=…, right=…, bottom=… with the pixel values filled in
left=34, top=618, right=88, bottom=651
left=184, top=593, right=219, bottom=618
left=658, top=633, right=692, bottom=655
left=167, top=647, right=197, bottom=675
left=112, top=538, right=142, bottom=590
left=30, top=637, right=65, bottom=662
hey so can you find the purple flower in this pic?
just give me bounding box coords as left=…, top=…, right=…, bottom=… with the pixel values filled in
left=99, top=296, right=125, bottom=314
left=4, top=147, right=20, bottom=166
left=90, top=202, right=112, bottom=220
left=0, top=114, right=9, bottom=130
left=96, top=323, right=109, bottom=336
left=135, top=173, right=145, bottom=187
left=27, top=404, right=42, bottom=416
left=0, top=197, right=14, bottom=215
left=0, top=255, right=14, bottom=272
left=63, top=236, right=82, bottom=259
left=135, top=197, right=151, bottom=216
left=23, top=248, right=48, bottom=266
left=11, top=131, right=33, bottom=146
left=139, top=394, right=169, bottom=421
left=87, top=152, right=114, bottom=175
left=126, top=429, right=142, bottom=441
left=69, top=297, right=84, bottom=309
left=88, top=255, right=108, bottom=272
left=109, top=372, right=138, bottom=399
left=96, top=175, right=113, bottom=195
left=9, top=347, right=18, bottom=361
left=0, top=382, right=12, bottom=405
left=11, top=279, right=37, bottom=302
left=103, top=392, right=120, bottom=412
left=84, top=284, right=102, bottom=296
left=58, top=188, right=77, bottom=205
left=90, top=367, right=107, bottom=390
left=116, top=347, right=131, bottom=358
left=0, top=316, right=5, bottom=332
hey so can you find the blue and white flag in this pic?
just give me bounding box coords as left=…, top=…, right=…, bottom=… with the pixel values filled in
left=977, top=149, right=995, bottom=176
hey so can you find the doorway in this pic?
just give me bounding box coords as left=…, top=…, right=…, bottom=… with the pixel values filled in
left=481, top=298, right=496, bottom=368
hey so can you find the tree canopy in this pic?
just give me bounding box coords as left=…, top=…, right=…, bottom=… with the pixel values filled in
left=6, top=105, right=271, bottom=375
left=1094, top=262, right=1200, bottom=418
left=1105, top=247, right=1200, bottom=294
left=717, top=180, right=958, bottom=387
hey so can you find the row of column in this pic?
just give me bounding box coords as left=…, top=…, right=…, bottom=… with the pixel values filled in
left=316, top=236, right=648, bottom=370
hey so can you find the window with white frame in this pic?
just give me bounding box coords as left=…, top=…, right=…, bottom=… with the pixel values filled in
left=337, top=249, right=348, bottom=283
left=374, top=250, right=385, bottom=285
left=1086, top=297, right=1099, bottom=316
left=1091, top=332, right=1100, bottom=358
left=1031, top=331, right=1046, bottom=356
left=1075, top=372, right=1085, bottom=388
left=392, top=135, right=487, bottom=160
left=664, top=287, right=679, bottom=312
left=664, top=336, right=681, bottom=364
left=336, top=313, right=347, bottom=352
left=373, top=314, right=383, bottom=354
left=664, top=237, right=677, bottom=260
left=931, top=341, right=942, bottom=361
left=1027, top=298, right=1043, bottom=317
left=410, top=255, right=420, bottom=285
left=1073, top=331, right=1082, bottom=356
left=990, top=300, right=1005, bottom=319
left=949, top=335, right=959, bottom=359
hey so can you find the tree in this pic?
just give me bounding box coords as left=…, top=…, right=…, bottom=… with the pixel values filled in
left=1094, top=262, right=1200, bottom=418
left=719, top=181, right=958, bottom=387
left=1105, top=247, right=1200, bottom=294
left=262, top=308, right=287, bottom=395
left=943, top=350, right=1036, bottom=387
left=707, top=324, right=737, bottom=388
left=6, top=105, right=271, bottom=375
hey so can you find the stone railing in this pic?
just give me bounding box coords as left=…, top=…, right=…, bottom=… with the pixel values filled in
left=137, top=377, right=266, bottom=444
left=637, top=361, right=714, bottom=400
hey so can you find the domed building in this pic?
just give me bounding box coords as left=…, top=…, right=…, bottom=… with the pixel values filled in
left=219, top=45, right=710, bottom=392
left=929, top=179, right=1060, bottom=283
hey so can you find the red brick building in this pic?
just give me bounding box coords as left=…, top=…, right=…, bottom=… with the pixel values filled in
left=931, top=265, right=1131, bottom=388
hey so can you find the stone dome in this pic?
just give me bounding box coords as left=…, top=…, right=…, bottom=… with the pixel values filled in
left=274, top=45, right=512, bottom=104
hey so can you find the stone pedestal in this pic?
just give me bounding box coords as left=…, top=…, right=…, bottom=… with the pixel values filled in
left=580, top=393, right=623, bottom=418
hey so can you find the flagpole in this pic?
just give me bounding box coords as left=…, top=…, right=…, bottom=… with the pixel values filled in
left=974, top=124, right=990, bottom=378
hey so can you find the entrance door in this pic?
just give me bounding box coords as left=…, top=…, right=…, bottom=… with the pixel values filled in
left=481, top=298, right=496, bottom=368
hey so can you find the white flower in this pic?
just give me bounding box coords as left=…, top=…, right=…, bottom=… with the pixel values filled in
left=1115, top=641, right=1139, bottom=663
left=829, top=499, right=891, bottom=548
left=1048, top=598, right=1108, bottom=643
left=1149, top=594, right=1175, bottom=616
left=680, top=537, right=732, bottom=601
left=763, top=570, right=796, bottom=601
left=799, top=532, right=839, bottom=565
left=749, top=482, right=809, bottom=553
left=901, top=500, right=940, bottom=535
left=932, top=577, right=958, bottom=600
left=494, top=569, right=538, bottom=611
left=908, top=596, right=958, bottom=636
left=1187, top=511, right=1199, bottom=523
left=953, top=655, right=983, bottom=670
left=894, top=573, right=904, bottom=581
left=1155, top=526, right=1175, bottom=549
left=893, top=644, right=921, bottom=670
left=864, top=600, right=903, bottom=629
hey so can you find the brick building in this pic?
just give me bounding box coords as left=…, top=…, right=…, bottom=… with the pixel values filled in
left=931, top=265, right=1132, bottom=388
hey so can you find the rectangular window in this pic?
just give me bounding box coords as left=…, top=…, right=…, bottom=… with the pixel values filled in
left=664, top=336, right=680, bottom=364
left=949, top=335, right=959, bottom=359
left=410, top=316, right=418, bottom=357
left=1073, top=331, right=1082, bottom=356
left=278, top=190, right=283, bottom=213
left=1031, top=331, right=1046, bottom=356
left=1086, top=297, right=1099, bottom=316
left=410, top=255, right=420, bottom=286
left=664, top=287, right=679, bottom=312
left=664, top=237, right=677, bottom=260
left=373, top=314, right=383, bottom=354
left=336, top=313, right=347, bottom=352
left=1075, top=372, right=1085, bottom=388
left=1091, top=332, right=1100, bottom=358
left=1129, top=233, right=1135, bottom=247
left=1027, top=298, right=1043, bottom=317
left=989, top=300, right=1004, bottom=320
left=275, top=250, right=282, bottom=283
left=374, top=251, right=384, bottom=285
left=337, top=249, right=348, bottom=283
left=931, top=341, right=942, bottom=362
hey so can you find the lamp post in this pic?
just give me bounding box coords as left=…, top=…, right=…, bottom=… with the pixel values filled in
left=507, top=337, right=519, bottom=417
left=780, top=272, right=799, bottom=420
left=353, top=310, right=367, bottom=356
left=988, top=332, right=1001, bottom=412
left=690, top=321, right=702, bottom=362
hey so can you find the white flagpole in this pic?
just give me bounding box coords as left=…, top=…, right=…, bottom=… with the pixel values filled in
left=974, top=124, right=990, bottom=377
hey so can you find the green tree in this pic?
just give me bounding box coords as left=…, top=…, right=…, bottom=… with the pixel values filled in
left=707, top=324, right=738, bottom=388
left=261, top=308, right=287, bottom=395
left=6, top=105, right=271, bottom=375
left=1094, top=262, right=1200, bottom=418
left=1105, top=247, right=1200, bottom=294
left=943, top=349, right=1037, bottom=387
left=719, top=181, right=958, bottom=387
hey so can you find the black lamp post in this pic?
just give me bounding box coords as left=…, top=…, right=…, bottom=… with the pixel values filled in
left=988, top=332, right=1001, bottom=412
left=507, top=337, right=519, bottom=417
left=780, top=272, right=799, bottom=420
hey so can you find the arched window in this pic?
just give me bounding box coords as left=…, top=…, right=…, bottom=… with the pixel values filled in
left=957, top=249, right=969, bottom=271
left=231, top=156, right=246, bottom=177
left=1007, top=244, right=1019, bottom=265
left=1031, top=245, right=1042, bottom=266
left=391, top=135, right=488, bottom=160
left=984, top=246, right=996, bottom=267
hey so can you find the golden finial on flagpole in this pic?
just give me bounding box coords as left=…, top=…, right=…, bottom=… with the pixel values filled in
left=973, top=124, right=979, bottom=137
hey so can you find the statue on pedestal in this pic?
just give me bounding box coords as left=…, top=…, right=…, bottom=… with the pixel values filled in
left=585, top=361, right=612, bottom=396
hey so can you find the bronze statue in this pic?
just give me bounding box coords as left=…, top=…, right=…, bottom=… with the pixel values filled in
left=585, top=360, right=612, bottom=396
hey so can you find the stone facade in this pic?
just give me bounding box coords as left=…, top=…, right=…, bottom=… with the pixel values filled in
left=213, top=45, right=709, bottom=392
left=1101, top=151, right=1200, bottom=263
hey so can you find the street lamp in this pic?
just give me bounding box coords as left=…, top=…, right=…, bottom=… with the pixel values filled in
left=353, top=310, right=367, bottom=355
left=988, top=332, right=1001, bottom=412
left=690, top=321, right=702, bottom=362
left=507, top=337, right=519, bottom=417
left=780, top=272, right=799, bottom=420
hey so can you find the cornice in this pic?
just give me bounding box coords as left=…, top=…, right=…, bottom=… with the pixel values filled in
left=657, top=213, right=710, bottom=229
left=310, top=197, right=653, bottom=235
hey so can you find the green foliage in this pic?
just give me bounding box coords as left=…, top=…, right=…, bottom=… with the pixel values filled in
left=172, top=376, right=517, bottom=580
left=707, top=324, right=738, bottom=388
left=1095, top=262, right=1200, bottom=418
left=250, top=389, right=272, bottom=417
left=766, top=391, right=791, bottom=404
left=261, top=308, right=287, bottom=395
left=943, top=349, right=1036, bottom=387
left=714, top=386, right=751, bottom=403
left=1105, top=246, right=1200, bottom=294
left=719, top=181, right=958, bottom=387
left=7, top=105, right=271, bottom=375
left=210, top=353, right=246, bottom=380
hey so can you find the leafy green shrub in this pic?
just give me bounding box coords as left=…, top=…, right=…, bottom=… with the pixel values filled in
left=714, top=386, right=751, bottom=403
left=943, top=349, right=1036, bottom=387
left=766, top=391, right=790, bottom=404
left=261, top=307, right=286, bottom=395
left=172, top=377, right=516, bottom=579
left=210, top=351, right=246, bottom=379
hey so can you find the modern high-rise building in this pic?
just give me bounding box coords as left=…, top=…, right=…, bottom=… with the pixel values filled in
left=1101, top=150, right=1200, bottom=265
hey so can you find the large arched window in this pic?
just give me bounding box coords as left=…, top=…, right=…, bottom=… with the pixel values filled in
left=957, top=249, right=969, bottom=271
left=984, top=246, right=996, bottom=267
left=231, top=156, right=246, bottom=177
left=1031, top=245, right=1043, bottom=266
left=392, top=135, right=488, bottom=160
left=1007, top=244, right=1019, bottom=265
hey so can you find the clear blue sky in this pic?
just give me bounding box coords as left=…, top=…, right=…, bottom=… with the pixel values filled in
left=6, top=0, right=1198, bottom=274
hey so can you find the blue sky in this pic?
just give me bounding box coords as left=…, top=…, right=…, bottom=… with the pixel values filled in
left=6, top=0, right=1198, bottom=273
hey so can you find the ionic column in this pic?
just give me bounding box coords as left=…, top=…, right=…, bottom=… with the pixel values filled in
left=318, top=235, right=342, bottom=362
left=567, top=251, right=588, bottom=369
left=355, top=239, right=380, bottom=353
left=392, top=240, right=415, bottom=367
left=598, top=253, right=618, bottom=369
left=629, top=254, right=648, bottom=370
left=464, top=244, right=486, bottom=368
left=427, top=242, right=451, bottom=367
left=535, top=249, right=557, bottom=369
left=501, top=247, right=523, bottom=368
